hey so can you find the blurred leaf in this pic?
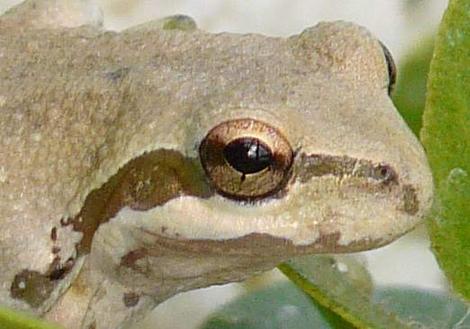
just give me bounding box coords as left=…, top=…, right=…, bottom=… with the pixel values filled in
left=277, top=256, right=413, bottom=329
left=201, top=255, right=376, bottom=329
left=421, top=0, right=470, bottom=300
left=200, top=280, right=333, bottom=329
left=373, top=286, right=470, bottom=329
left=392, top=37, right=434, bottom=136
left=202, top=258, right=469, bottom=329
left=0, top=307, right=63, bottom=329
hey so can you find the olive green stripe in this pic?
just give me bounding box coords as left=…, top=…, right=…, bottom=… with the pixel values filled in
left=296, top=153, right=397, bottom=184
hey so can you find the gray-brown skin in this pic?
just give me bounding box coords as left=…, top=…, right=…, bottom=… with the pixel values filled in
left=0, top=1, right=433, bottom=328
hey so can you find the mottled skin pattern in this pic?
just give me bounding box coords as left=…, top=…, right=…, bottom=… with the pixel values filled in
left=0, top=1, right=433, bottom=328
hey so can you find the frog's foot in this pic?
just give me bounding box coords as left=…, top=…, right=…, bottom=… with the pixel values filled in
left=0, top=0, right=102, bottom=30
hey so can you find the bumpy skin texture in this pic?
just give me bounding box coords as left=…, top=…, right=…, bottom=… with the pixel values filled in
left=0, top=1, right=433, bottom=328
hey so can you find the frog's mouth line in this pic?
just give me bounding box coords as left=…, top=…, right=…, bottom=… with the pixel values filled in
left=65, top=149, right=418, bottom=257
left=119, top=232, right=385, bottom=272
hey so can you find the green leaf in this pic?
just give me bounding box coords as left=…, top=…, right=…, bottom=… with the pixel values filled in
left=421, top=0, right=470, bottom=300
left=373, top=287, right=470, bottom=329
left=200, top=280, right=333, bottom=329
left=200, top=255, right=378, bottom=329
left=392, top=37, right=434, bottom=136
left=278, top=256, right=413, bottom=329
left=201, top=258, right=469, bottom=329
left=0, top=307, right=63, bottom=329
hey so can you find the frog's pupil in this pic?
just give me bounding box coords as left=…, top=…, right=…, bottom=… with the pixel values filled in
left=223, top=138, right=272, bottom=174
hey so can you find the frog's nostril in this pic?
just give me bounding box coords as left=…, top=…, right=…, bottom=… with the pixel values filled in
left=375, top=164, right=397, bottom=184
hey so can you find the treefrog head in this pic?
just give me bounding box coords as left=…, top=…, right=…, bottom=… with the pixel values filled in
left=0, top=4, right=433, bottom=328
left=76, top=23, right=433, bottom=326
left=103, top=21, right=432, bottom=256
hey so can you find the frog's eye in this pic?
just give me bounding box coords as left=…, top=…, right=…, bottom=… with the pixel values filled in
left=199, top=119, right=293, bottom=200
left=380, top=42, right=397, bottom=95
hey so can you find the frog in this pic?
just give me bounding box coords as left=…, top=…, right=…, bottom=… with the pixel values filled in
left=0, top=1, right=434, bottom=328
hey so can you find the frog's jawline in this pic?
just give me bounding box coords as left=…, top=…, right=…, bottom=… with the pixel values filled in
left=71, top=149, right=411, bottom=258
left=10, top=149, right=418, bottom=309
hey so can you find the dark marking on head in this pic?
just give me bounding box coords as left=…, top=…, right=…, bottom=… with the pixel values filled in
left=10, top=270, right=55, bottom=308
left=10, top=256, right=75, bottom=307
left=65, top=149, right=212, bottom=255
left=123, top=292, right=140, bottom=307
left=120, top=248, right=148, bottom=270
left=295, top=153, right=398, bottom=185
left=47, top=257, right=75, bottom=281
left=402, top=184, right=419, bottom=215
left=105, top=67, right=130, bottom=82
left=60, top=217, right=72, bottom=226
left=315, top=232, right=341, bottom=248
left=120, top=232, right=384, bottom=274
left=47, top=256, right=62, bottom=281
left=10, top=246, right=77, bottom=307
left=50, top=227, right=57, bottom=241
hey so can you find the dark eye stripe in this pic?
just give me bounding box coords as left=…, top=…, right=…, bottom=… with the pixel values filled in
left=296, top=153, right=398, bottom=184
left=62, top=149, right=212, bottom=256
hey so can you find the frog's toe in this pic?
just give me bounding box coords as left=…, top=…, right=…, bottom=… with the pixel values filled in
left=0, top=0, right=103, bottom=30
left=126, top=14, right=197, bottom=32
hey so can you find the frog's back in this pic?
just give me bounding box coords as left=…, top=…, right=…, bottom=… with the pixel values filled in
left=0, top=10, right=112, bottom=312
